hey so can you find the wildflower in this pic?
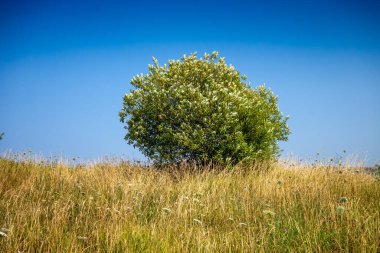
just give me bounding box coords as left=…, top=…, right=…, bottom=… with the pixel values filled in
left=339, top=197, right=348, bottom=204
left=336, top=206, right=345, bottom=215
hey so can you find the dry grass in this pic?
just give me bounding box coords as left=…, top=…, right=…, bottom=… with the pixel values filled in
left=0, top=158, right=379, bottom=252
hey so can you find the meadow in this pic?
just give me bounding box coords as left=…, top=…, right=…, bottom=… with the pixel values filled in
left=0, top=158, right=379, bottom=252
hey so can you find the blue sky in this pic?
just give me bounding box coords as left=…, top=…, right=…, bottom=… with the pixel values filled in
left=1, top=0, right=379, bottom=164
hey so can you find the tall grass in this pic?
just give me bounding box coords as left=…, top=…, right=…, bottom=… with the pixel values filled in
left=0, top=158, right=379, bottom=252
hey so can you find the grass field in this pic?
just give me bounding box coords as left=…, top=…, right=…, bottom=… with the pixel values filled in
left=0, top=158, right=379, bottom=252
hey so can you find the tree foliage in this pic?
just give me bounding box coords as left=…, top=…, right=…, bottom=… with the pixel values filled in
left=119, top=52, right=290, bottom=166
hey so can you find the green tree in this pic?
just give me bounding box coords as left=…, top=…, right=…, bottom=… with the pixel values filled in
left=119, top=52, right=290, bottom=166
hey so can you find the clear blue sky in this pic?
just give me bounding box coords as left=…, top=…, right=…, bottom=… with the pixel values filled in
left=1, top=0, right=379, bottom=164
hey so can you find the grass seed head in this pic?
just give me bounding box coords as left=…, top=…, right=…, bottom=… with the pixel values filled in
left=0, top=228, right=9, bottom=233
left=193, top=198, right=200, bottom=203
left=193, top=219, right=202, bottom=225
left=339, top=197, right=348, bottom=204
left=336, top=206, right=345, bottom=215
left=263, top=210, right=276, bottom=217
left=162, top=207, right=172, bottom=213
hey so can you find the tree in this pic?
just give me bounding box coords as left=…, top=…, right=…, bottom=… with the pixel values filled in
left=119, top=52, right=290, bottom=166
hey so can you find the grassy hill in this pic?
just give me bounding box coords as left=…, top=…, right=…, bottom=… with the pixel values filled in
left=0, top=158, right=379, bottom=252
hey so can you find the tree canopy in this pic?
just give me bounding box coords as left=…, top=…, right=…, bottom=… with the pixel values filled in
left=120, top=52, right=290, bottom=166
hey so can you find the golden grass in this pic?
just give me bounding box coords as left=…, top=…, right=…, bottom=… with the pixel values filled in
left=0, top=158, right=379, bottom=252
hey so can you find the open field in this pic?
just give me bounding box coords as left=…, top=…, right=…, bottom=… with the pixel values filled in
left=0, top=158, right=379, bottom=252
